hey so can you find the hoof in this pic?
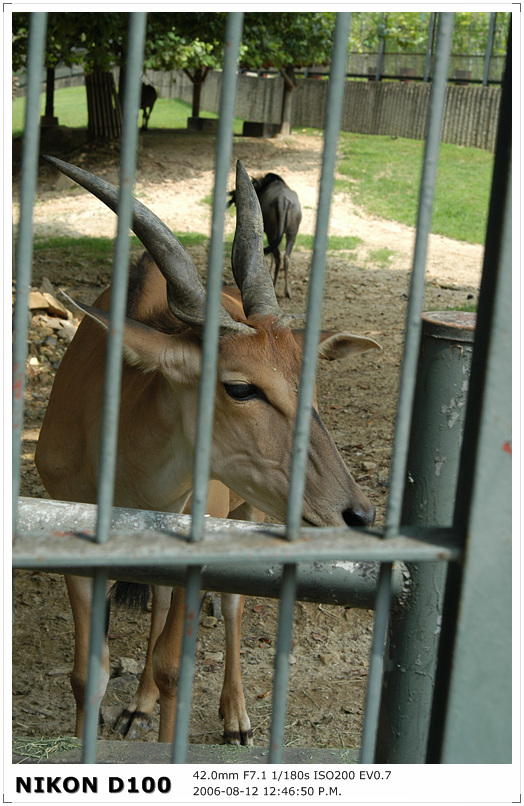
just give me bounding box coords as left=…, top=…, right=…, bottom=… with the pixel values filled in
left=113, top=707, right=152, bottom=738
left=222, top=727, right=254, bottom=746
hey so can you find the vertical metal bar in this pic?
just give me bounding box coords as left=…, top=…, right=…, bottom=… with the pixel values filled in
left=81, top=13, right=147, bottom=764
left=286, top=11, right=352, bottom=540
left=385, top=12, right=453, bottom=535
left=268, top=12, right=351, bottom=764
left=360, top=12, right=453, bottom=763
left=13, top=12, right=47, bottom=529
left=359, top=564, right=392, bottom=762
left=423, top=13, right=436, bottom=83
left=190, top=12, right=243, bottom=541
left=171, top=13, right=243, bottom=764
left=375, top=13, right=387, bottom=82
left=95, top=13, right=146, bottom=542
left=268, top=564, right=297, bottom=763
left=482, top=12, right=497, bottom=87
left=172, top=566, right=202, bottom=763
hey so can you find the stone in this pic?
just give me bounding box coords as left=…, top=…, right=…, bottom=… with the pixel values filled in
left=361, top=461, right=376, bottom=471
left=39, top=277, right=55, bottom=297
left=28, top=291, right=49, bottom=311
left=118, top=657, right=141, bottom=676
left=42, top=292, right=70, bottom=319
left=318, top=652, right=339, bottom=666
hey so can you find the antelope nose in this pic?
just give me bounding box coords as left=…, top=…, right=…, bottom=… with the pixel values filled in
left=342, top=504, right=376, bottom=527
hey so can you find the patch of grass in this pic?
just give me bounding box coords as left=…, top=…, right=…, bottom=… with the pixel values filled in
left=427, top=302, right=478, bottom=313
left=367, top=247, right=396, bottom=267
left=295, top=233, right=362, bottom=252
left=171, top=231, right=209, bottom=248
left=33, top=232, right=209, bottom=268
left=13, top=86, right=88, bottom=136
left=335, top=132, right=493, bottom=245
left=13, top=736, right=81, bottom=764
left=34, top=234, right=114, bottom=259
left=12, top=86, right=244, bottom=137
left=328, top=234, right=363, bottom=251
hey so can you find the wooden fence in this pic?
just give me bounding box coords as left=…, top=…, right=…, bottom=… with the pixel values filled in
left=152, top=69, right=500, bottom=151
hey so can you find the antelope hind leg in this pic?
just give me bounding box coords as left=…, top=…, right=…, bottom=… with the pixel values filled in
left=114, top=584, right=172, bottom=737
left=220, top=592, right=253, bottom=745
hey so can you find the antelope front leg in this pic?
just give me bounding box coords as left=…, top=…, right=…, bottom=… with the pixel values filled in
left=220, top=593, right=253, bottom=745
left=152, top=587, right=186, bottom=742
left=65, top=574, right=110, bottom=738
left=114, top=584, right=171, bottom=737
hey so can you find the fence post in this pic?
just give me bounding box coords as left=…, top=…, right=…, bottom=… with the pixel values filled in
left=375, top=312, right=475, bottom=763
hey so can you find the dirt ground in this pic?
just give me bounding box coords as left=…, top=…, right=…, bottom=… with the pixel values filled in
left=12, top=129, right=483, bottom=752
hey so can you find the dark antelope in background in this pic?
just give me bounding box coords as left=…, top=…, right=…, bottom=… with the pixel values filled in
left=229, top=172, right=302, bottom=299
left=140, top=82, right=157, bottom=130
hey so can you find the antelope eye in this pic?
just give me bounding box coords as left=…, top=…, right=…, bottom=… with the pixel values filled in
left=224, top=382, right=265, bottom=402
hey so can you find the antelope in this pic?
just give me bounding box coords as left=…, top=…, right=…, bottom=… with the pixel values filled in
left=229, top=172, right=302, bottom=299
left=35, top=156, right=380, bottom=745
left=140, top=82, right=157, bottom=130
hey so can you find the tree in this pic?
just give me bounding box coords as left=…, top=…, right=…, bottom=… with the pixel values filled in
left=13, top=12, right=80, bottom=125
left=145, top=12, right=227, bottom=121
left=241, top=13, right=336, bottom=135
left=13, top=11, right=128, bottom=139
left=347, top=11, right=510, bottom=56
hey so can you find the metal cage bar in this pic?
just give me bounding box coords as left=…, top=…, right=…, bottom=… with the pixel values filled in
left=12, top=12, right=47, bottom=529
left=81, top=12, right=148, bottom=764
left=172, top=12, right=244, bottom=763
left=268, top=11, right=353, bottom=765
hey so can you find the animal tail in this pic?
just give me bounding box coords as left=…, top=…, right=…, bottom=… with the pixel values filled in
left=264, top=200, right=289, bottom=255
left=110, top=581, right=151, bottom=613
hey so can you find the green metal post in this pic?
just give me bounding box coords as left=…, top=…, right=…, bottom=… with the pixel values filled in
left=375, top=312, right=475, bottom=763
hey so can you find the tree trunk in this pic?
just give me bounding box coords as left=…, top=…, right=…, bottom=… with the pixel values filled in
left=44, top=67, right=55, bottom=119
left=85, top=69, right=122, bottom=141
left=279, top=67, right=296, bottom=135
left=184, top=67, right=210, bottom=120
left=192, top=80, right=202, bottom=118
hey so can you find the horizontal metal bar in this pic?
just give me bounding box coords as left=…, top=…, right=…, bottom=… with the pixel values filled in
left=14, top=517, right=460, bottom=572
left=15, top=499, right=410, bottom=605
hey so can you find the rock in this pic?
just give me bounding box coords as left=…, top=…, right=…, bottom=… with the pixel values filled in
left=28, top=291, right=49, bottom=311
left=57, top=321, right=78, bottom=342
left=318, top=652, right=339, bottom=666
left=39, top=277, right=55, bottom=297
left=28, top=289, right=70, bottom=319
left=361, top=461, right=376, bottom=471
left=118, top=657, right=141, bottom=676
left=36, top=314, right=62, bottom=331
left=204, top=651, right=224, bottom=663
left=42, top=292, right=70, bottom=319
left=201, top=616, right=218, bottom=628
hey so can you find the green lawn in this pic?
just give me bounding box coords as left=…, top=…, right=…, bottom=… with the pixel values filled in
left=12, top=85, right=244, bottom=137
left=335, top=132, right=493, bottom=244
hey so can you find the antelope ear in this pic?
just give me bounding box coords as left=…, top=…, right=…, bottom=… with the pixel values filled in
left=317, top=332, right=382, bottom=361
left=292, top=329, right=382, bottom=360
left=72, top=299, right=201, bottom=381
